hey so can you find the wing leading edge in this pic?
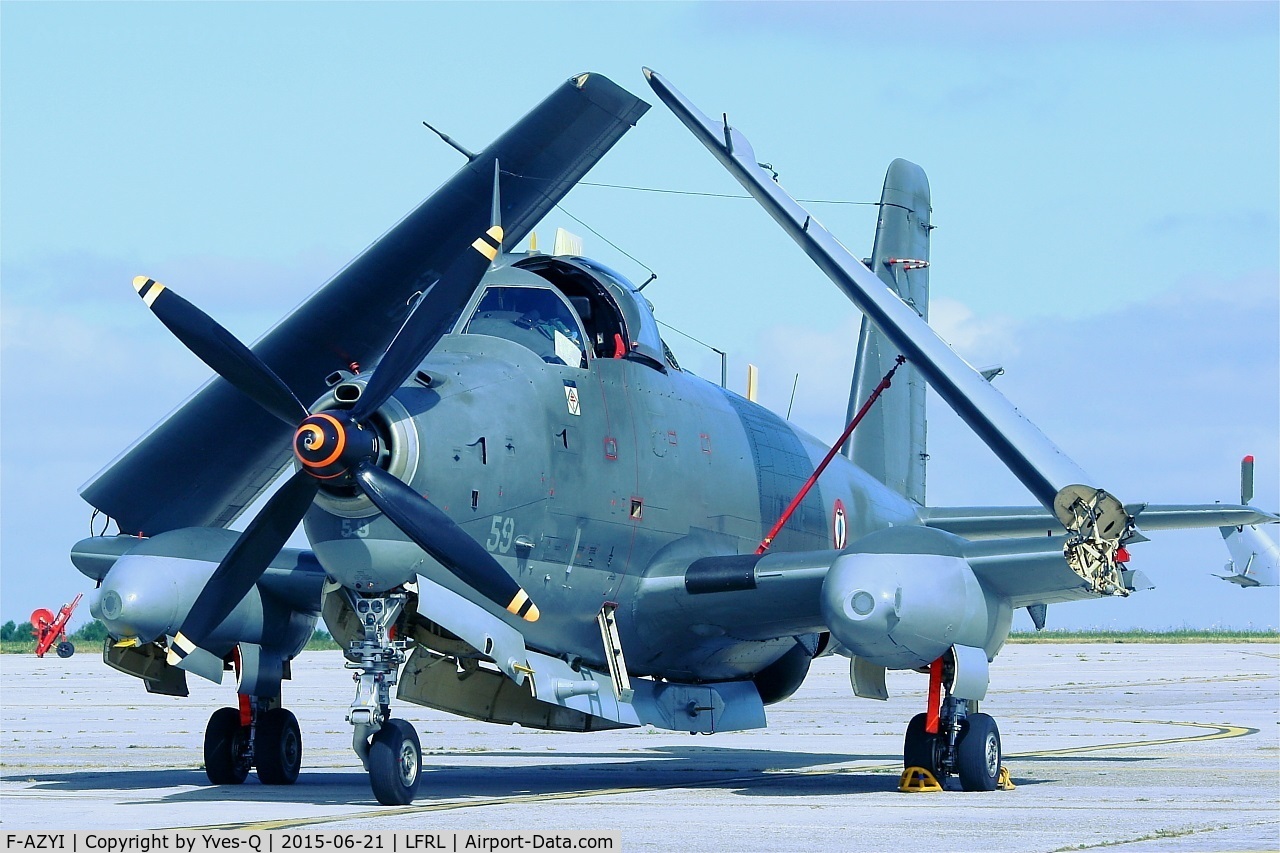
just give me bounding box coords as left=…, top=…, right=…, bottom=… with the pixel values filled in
left=83, top=73, right=650, bottom=536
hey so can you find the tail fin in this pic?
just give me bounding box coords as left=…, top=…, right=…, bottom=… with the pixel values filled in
left=843, top=159, right=931, bottom=506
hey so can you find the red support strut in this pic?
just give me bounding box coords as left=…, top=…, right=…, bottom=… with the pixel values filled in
left=925, top=656, right=944, bottom=734
left=756, top=355, right=907, bottom=554
left=231, top=646, right=253, bottom=728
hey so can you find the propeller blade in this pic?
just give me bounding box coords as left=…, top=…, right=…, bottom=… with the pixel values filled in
left=132, top=276, right=309, bottom=426
left=349, top=223, right=503, bottom=423
left=167, top=469, right=320, bottom=673
left=353, top=462, right=539, bottom=622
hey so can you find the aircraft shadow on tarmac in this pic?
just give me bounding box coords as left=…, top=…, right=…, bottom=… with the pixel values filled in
left=21, top=745, right=939, bottom=806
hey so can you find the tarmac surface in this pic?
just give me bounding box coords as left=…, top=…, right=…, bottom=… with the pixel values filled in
left=1, top=643, right=1277, bottom=851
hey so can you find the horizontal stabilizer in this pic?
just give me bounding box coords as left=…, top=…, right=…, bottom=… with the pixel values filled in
left=922, top=504, right=1278, bottom=540
left=1215, top=572, right=1261, bottom=588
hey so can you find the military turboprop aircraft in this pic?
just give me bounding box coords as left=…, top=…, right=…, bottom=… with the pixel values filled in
left=71, top=70, right=1278, bottom=806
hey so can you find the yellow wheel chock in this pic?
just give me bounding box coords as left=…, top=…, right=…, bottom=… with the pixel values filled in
left=897, top=765, right=1015, bottom=792
left=898, top=766, right=943, bottom=792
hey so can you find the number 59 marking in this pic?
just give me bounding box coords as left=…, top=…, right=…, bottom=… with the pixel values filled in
left=486, top=515, right=515, bottom=553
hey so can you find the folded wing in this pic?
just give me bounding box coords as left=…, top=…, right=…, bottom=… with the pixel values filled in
left=83, top=73, right=650, bottom=536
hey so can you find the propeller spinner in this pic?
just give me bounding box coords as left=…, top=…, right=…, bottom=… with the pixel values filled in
left=131, top=223, right=539, bottom=679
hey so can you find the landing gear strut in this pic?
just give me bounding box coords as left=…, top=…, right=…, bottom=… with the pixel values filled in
left=341, top=589, right=422, bottom=805
left=902, top=656, right=1003, bottom=791
left=202, top=697, right=303, bottom=786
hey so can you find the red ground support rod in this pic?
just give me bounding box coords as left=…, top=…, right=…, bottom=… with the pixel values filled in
left=756, top=356, right=906, bottom=554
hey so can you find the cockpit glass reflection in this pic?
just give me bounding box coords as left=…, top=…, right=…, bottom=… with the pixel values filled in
left=463, top=286, right=588, bottom=367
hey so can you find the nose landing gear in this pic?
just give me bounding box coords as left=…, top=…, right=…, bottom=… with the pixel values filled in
left=340, top=588, right=423, bottom=805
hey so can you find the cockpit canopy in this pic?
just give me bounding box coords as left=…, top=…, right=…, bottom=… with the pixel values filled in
left=463, top=285, right=589, bottom=368
left=456, top=254, right=675, bottom=372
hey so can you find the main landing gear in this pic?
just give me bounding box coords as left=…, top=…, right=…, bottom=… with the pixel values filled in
left=901, top=656, right=1005, bottom=792
left=341, top=589, right=423, bottom=806
left=203, top=697, right=302, bottom=786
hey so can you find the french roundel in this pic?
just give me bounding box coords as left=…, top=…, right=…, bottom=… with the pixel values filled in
left=832, top=499, right=847, bottom=549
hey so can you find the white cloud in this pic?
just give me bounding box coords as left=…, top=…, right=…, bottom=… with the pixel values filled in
left=927, top=296, right=1020, bottom=367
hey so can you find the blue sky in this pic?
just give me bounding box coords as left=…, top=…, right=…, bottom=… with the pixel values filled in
left=2, top=1, right=1277, bottom=632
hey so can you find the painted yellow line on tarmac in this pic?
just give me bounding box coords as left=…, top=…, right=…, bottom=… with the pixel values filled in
left=174, top=717, right=1257, bottom=832
left=1011, top=719, right=1256, bottom=758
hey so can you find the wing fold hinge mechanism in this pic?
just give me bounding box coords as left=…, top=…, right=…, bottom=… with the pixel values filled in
left=1055, top=486, right=1135, bottom=597
left=597, top=602, right=634, bottom=702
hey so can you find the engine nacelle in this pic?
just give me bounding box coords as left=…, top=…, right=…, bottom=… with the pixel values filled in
left=820, top=526, right=1009, bottom=670
left=79, top=529, right=322, bottom=660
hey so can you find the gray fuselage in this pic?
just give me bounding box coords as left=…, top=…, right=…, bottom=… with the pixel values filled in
left=304, top=324, right=921, bottom=683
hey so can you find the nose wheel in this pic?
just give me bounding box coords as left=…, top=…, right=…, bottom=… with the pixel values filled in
left=368, top=718, right=422, bottom=805
left=339, top=588, right=429, bottom=805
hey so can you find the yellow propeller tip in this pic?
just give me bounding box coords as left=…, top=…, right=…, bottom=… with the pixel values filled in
left=133, top=277, right=167, bottom=307
left=506, top=590, right=539, bottom=621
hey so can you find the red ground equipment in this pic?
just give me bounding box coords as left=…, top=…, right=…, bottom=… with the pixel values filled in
left=32, top=593, right=82, bottom=658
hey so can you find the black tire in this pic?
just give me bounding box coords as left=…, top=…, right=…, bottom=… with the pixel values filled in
left=956, top=712, right=1001, bottom=792
left=256, top=708, right=302, bottom=785
left=204, top=707, right=250, bottom=785
left=368, top=718, right=421, bottom=806
left=903, top=712, right=945, bottom=779
left=56, top=641, right=75, bottom=658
